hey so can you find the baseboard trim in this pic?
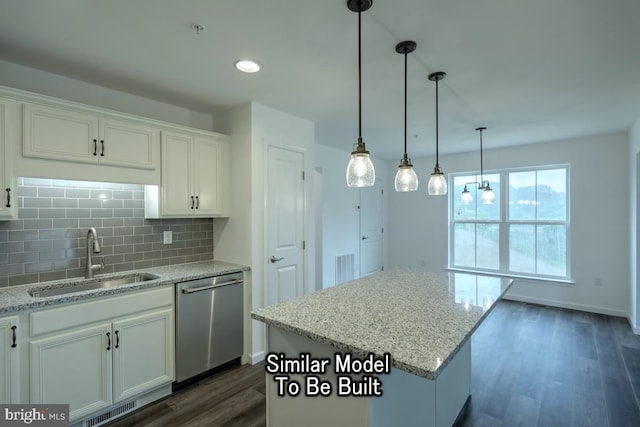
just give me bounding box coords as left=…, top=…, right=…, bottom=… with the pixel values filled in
left=503, top=294, right=628, bottom=318
left=250, top=350, right=265, bottom=364
left=628, top=317, right=640, bottom=335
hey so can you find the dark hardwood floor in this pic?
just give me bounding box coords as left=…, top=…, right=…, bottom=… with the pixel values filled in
left=107, top=300, right=640, bottom=427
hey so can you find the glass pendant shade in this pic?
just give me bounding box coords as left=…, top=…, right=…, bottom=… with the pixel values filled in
left=461, top=186, right=473, bottom=204
left=428, top=168, right=448, bottom=195
left=346, top=150, right=375, bottom=187
left=395, top=162, right=418, bottom=192
left=481, top=185, right=495, bottom=204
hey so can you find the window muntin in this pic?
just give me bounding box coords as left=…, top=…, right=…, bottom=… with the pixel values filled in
left=450, top=166, right=569, bottom=280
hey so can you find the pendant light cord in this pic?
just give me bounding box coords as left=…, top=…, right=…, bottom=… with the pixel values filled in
left=479, top=128, right=484, bottom=185
left=403, top=49, right=407, bottom=157
left=358, top=4, right=362, bottom=139
left=435, top=78, right=440, bottom=168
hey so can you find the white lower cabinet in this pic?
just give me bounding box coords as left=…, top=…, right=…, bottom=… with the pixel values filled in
left=112, top=309, right=173, bottom=402
left=28, top=287, right=174, bottom=422
left=0, top=315, right=20, bottom=404
left=30, top=322, right=113, bottom=420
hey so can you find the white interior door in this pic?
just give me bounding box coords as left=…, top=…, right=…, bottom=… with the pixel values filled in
left=360, top=178, right=383, bottom=276
left=266, top=146, right=305, bottom=305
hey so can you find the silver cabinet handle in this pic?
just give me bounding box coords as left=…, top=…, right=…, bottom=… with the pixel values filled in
left=270, top=256, right=284, bottom=263
left=362, top=236, right=369, bottom=240
left=181, top=279, right=244, bottom=294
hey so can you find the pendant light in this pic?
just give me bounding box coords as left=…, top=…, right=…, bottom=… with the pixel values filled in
left=461, top=127, right=495, bottom=204
left=345, top=0, right=375, bottom=187
left=427, top=71, right=447, bottom=195
left=394, top=41, right=418, bottom=192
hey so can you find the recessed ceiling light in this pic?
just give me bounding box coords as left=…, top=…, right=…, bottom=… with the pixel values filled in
left=235, top=60, right=260, bottom=73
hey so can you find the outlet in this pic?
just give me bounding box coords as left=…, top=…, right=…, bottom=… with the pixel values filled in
left=594, top=277, right=602, bottom=286
left=163, top=231, right=172, bottom=244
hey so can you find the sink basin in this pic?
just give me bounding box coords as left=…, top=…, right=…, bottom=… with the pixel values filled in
left=29, top=273, right=160, bottom=298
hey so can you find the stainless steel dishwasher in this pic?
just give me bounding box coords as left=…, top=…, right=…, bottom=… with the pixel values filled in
left=175, top=272, right=243, bottom=383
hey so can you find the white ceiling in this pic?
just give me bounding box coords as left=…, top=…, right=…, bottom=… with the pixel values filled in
left=1, top=0, right=639, bottom=160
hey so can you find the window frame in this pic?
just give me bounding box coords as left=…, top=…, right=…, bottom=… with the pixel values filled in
left=448, top=164, right=571, bottom=282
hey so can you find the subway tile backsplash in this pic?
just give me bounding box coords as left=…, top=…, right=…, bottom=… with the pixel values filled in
left=0, top=178, right=214, bottom=287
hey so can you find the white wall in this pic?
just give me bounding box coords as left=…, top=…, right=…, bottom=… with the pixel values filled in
left=387, top=132, right=630, bottom=317
left=314, top=143, right=389, bottom=288
left=215, top=102, right=315, bottom=363
left=630, top=117, right=640, bottom=332
left=0, top=60, right=219, bottom=132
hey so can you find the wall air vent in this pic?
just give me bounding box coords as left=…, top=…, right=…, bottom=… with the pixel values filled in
left=335, top=253, right=355, bottom=284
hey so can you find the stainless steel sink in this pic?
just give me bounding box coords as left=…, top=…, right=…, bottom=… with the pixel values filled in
left=29, top=273, right=160, bottom=298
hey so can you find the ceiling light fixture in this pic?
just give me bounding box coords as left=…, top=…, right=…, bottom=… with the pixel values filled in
left=427, top=71, right=447, bottom=195
left=345, top=0, right=375, bottom=187
left=461, top=127, right=495, bottom=204
left=394, top=41, right=418, bottom=192
left=235, top=60, right=260, bottom=73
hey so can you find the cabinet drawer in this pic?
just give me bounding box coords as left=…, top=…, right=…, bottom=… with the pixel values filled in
left=30, top=286, right=173, bottom=337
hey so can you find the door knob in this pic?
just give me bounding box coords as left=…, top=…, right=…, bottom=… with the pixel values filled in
left=270, top=256, right=284, bottom=263
left=362, top=236, right=369, bottom=240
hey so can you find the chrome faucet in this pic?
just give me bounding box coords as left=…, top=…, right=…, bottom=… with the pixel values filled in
left=85, top=227, right=104, bottom=279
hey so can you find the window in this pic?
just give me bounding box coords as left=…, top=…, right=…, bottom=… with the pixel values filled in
left=450, top=166, right=569, bottom=280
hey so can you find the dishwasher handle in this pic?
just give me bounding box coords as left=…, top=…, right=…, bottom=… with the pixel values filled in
left=181, top=279, right=243, bottom=294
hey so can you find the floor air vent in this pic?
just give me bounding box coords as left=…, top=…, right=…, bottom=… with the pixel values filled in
left=86, top=400, right=136, bottom=427
left=335, top=253, right=355, bottom=284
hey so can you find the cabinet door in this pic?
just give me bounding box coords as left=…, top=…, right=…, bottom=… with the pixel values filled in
left=0, top=98, right=17, bottom=219
left=0, top=316, right=19, bottom=404
left=23, top=103, right=98, bottom=163
left=193, top=136, right=223, bottom=216
left=30, top=323, right=112, bottom=421
left=112, top=308, right=174, bottom=402
left=161, top=132, right=193, bottom=215
left=99, top=118, right=158, bottom=170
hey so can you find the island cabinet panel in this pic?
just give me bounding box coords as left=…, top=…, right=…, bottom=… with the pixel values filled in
left=265, top=325, right=471, bottom=427
left=0, top=315, right=20, bottom=404
left=23, top=103, right=159, bottom=170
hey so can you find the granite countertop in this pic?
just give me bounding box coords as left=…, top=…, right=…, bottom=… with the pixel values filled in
left=0, top=260, right=249, bottom=314
left=252, top=268, right=512, bottom=380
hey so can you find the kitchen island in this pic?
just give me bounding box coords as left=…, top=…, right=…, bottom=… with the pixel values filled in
left=252, top=269, right=512, bottom=427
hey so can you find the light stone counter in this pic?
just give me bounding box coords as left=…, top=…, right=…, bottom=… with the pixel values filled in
left=252, top=269, right=512, bottom=379
left=0, top=260, right=249, bottom=314
left=253, top=269, right=512, bottom=427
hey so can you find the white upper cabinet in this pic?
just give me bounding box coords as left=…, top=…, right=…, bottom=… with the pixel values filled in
left=145, top=130, right=229, bottom=218
left=23, top=103, right=158, bottom=170
left=0, top=97, right=17, bottom=219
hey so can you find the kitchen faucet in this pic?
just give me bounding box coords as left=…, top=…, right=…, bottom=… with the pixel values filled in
left=85, top=227, right=104, bottom=279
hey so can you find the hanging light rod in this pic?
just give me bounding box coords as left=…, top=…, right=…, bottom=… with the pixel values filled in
left=345, top=0, right=375, bottom=187
left=394, top=40, right=418, bottom=192
left=461, top=127, right=495, bottom=204
left=427, top=71, right=448, bottom=195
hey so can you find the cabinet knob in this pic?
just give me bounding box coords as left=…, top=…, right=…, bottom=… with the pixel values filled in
left=195, top=196, right=199, bottom=209
left=106, top=331, right=111, bottom=351
left=191, top=196, right=195, bottom=209
left=100, top=140, right=105, bottom=156
left=115, top=330, right=120, bottom=349
left=5, top=188, right=10, bottom=208
left=93, top=139, right=98, bottom=156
